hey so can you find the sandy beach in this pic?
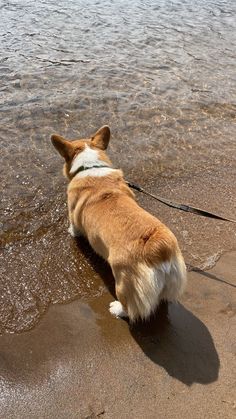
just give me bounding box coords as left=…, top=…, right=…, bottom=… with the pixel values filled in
left=0, top=251, right=235, bottom=418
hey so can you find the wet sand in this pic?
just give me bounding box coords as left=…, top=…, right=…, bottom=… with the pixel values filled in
left=0, top=251, right=235, bottom=419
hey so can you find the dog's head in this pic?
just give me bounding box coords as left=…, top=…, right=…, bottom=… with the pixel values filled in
left=51, top=125, right=111, bottom=179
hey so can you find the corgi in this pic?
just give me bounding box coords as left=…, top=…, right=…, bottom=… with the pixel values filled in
left=51, top=126, right=187, bottom=322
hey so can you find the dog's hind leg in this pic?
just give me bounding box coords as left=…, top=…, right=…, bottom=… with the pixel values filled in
left=109, top=300, right=128, bottom=318
left=68, top=223, right=83, bottom=237
left=158, top=254, right=187, bottom=302
left=109, top=261, right=181, bottom=322
left=109, top=264, right=165, bottom=322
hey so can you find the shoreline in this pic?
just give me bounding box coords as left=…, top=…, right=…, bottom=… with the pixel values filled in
left=0, top=250, right=235, bottom=418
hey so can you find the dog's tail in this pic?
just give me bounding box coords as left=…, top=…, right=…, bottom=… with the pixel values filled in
left=116, top=252, right=187, bottom=322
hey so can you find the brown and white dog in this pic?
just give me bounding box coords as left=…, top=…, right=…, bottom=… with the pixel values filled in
left=51, top=126, right=187, bottom=322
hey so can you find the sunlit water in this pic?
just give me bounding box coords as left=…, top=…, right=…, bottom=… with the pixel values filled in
left=0, top=0, right=236, bottom=333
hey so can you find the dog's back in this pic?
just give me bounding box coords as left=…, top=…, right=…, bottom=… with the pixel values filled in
left=51, top=125, right=187, bottom=322
left=69, top=171, right=187, bottom=322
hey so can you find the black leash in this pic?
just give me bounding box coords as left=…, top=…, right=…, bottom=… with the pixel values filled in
left=127, top=181, right=236, bottom=224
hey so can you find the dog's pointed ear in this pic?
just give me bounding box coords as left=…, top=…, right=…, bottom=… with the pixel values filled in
left=51, top=134, right=74, bottom=161
left=91, top=125, right=110, bottom=150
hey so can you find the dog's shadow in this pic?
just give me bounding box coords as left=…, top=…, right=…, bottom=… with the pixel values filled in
left=76, top=237, right=220, bottom=386
left=130, top=302, right=220, bottom=386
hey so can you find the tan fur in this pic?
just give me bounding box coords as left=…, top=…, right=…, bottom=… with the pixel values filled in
left=51, top=126, right=187, bottom=322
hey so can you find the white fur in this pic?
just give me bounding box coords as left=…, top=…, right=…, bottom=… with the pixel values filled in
left=68, top=223, right=82, bottom=237
left=70, top=145, right=109, bottom=174
left=124, top=256, right=186, bottom=321
left=77, top=167, right=116, bottom=178
left=159, top=256, right=187, bottom=301
left=109, top=301, right=127, bottom=318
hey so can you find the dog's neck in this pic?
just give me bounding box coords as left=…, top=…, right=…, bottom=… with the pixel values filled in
left=71, top=163, right=110, bottom=177
left=70, top=145, right=113, bottom=179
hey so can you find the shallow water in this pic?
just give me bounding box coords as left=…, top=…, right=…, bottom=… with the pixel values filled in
left=1, top=0, right=236, bottom=333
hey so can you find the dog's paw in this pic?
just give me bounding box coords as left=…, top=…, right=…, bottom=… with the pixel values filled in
left=109, top=301, right=127, bottom=319
left=68, top=224, right=79, bottom=237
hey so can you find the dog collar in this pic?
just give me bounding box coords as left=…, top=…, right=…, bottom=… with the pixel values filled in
left=71, top=164, right=110, bottom=177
